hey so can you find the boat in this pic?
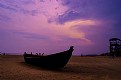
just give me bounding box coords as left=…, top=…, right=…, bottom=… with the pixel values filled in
left=24, top=46, right=74, bottom=69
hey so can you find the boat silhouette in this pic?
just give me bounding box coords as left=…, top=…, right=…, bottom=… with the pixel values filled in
left=24, top=46, right=74, bottom=69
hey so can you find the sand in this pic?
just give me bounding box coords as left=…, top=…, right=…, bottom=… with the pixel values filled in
left=0, top=55, right=121, bottom=80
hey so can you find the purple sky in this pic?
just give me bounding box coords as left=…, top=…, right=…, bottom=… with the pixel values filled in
left=0, top=0, right=121, bottom=55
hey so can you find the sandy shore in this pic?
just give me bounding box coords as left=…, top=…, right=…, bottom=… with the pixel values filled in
left=0, top=55, right=121, bottom=80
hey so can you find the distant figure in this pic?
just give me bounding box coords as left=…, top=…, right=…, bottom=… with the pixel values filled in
left=31, top=52, right=32, bottom=55
left=3, top=53, right=5, bottom=55
left=24, top=52, right=27, bottom=55
left=36, top=53, right=38, bottom=55
left=39, top=53, right=41, bottom=56
left=69, top=46, right=74, bottom=52
left=42, top=53, right=44, bottom=56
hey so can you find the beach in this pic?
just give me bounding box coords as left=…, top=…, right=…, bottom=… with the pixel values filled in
left=0, top=55, right=121, bottom=80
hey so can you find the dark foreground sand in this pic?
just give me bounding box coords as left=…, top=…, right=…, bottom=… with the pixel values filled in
left=0, top=55, right=121, bottom=80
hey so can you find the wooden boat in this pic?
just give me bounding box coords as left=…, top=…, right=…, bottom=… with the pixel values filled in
left=24, top=46, right=74, bottom=69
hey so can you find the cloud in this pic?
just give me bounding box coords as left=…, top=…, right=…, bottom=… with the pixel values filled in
left=0, top=0, right=67, bottom=22
left=57, top=0, right=121, bottom=24
left=50, top=19, right=98, bottom=45
left=0, top=0, right=121, bottom=54
left=0, top=14, right=11, bottom=21
left=0, top=0, right=98, bottom=46
left=13, top=30, right=49, bottom=40
left=0, top=2, right=17, bottom=12
left=56, top=0, right=121, bottom=47
left=0, top=0, right=38, bottom=16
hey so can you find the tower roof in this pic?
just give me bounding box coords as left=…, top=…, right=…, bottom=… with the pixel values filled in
left=109, top=38, right=121, bottom=41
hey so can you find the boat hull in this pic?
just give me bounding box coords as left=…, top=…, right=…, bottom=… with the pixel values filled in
left=24, top=46, right=74, bottom=68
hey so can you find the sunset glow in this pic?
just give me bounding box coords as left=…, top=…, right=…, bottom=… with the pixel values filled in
left=0, top=0, right=121, bottom=55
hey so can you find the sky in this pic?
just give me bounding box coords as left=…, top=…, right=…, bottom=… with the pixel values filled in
left=0, top=0, right=121, bottom=55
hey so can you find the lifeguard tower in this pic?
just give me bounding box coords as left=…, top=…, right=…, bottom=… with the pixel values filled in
left=109, top=38, right=121, bottom=57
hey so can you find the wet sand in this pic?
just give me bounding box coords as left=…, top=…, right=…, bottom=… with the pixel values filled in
left=0, top=55, right=121, bottom=80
